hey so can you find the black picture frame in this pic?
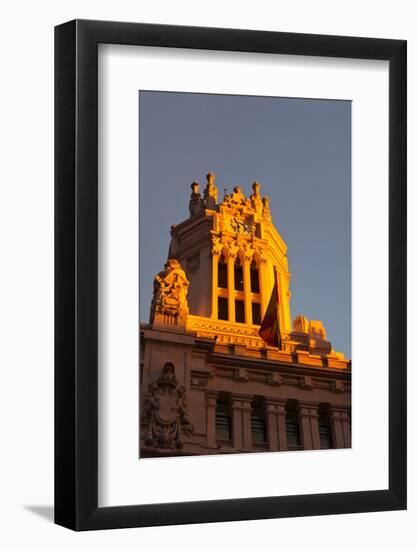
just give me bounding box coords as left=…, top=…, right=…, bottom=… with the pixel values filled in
left=55, top=19, right=407, bottom=531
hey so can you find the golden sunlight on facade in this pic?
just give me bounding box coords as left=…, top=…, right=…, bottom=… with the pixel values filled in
left=140, top=173, right=351, bottom=457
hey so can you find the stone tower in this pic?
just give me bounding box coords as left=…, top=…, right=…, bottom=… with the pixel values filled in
left=140, top=172, right=351, bottom=458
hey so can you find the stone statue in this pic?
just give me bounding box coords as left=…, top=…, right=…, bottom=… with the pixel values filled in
left=250, top=181, right=263, bottom=214
left=150, top=258, right=189, bottom=324
left=262, top=195, right=272, bottom=221
left=189, top=181, right=204, bottom=216
left=203, top=171, right=218, bottom=209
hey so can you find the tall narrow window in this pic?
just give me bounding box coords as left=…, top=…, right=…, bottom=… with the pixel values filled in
left=318, top=415, right=333, bottom=449
left=252, top=302, right=261, bottom=325
left=286, top=401, right=301, bottom=447
left=216, top=394, right=231, bottom=440
left=218, top=255, right=228, bottom=288
left=251, top=397, right=266, bottom=444
left=234, top=258, right=244, bottom=290
left=235, top=299, right=245, bottom=323
left=250, top=261, right=260, bottom=293
left=218, top=297, right=228, bottom=321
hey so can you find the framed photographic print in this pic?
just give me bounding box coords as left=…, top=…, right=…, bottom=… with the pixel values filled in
left=55, top=20, right=406, bottom=530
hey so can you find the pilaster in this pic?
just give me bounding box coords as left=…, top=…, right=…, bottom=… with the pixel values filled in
left=298, top=401, right=321, bottom=450
left=227, top=253, right=236, bottom=323
left=329, top=406, right=351, bottom=448
left=231, top=394, right=253, bottom=451
left=265, top=398, right=287, bottom=452
left=211, top=251, right=219, bottom=319
left=205, top=390, right=219, bottom=448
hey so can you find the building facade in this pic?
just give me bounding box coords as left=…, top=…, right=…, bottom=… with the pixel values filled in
left=140, top=173, right=351, bottom=458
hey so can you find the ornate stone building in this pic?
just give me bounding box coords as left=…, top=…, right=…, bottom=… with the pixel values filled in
left=140, top=173, right=351, bottom=457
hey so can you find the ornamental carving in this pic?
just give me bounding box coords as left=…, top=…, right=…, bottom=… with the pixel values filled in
left=141, top=363, right=194, bottom=448
left=150, top=258, right=189, bottom=323
left=189, top=181, right=205, bottom=216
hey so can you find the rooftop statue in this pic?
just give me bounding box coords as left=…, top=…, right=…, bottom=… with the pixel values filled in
left=203, top=171, right=218, bottom=209
left=150, top=258, right=189, bottom=325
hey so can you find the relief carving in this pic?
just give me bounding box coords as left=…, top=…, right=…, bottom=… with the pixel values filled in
left=141, top=363, right=194, bottom=448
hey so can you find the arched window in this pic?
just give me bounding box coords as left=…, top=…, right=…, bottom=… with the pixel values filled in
left=218, top=254, right=228, bottom=289
left=251, top=397, right=266, bottom=444
left=286, top=401, right=301, bottom=448
left=215, top=393, right=231, bottom=441
left=234, top=257, right=244, bottom=290
left=250, top=261, right=260, bottom=293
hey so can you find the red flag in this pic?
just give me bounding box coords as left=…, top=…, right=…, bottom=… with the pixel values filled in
left=258, top=269, right=282, bottom=348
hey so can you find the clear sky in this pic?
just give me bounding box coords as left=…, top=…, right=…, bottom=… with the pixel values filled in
left=139, top=91, right=351, bottom=357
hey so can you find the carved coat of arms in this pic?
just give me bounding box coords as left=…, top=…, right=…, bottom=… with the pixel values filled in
left=141, top=363, right=194, bottom=449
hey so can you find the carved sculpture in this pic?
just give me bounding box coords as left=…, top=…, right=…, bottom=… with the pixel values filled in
left=262, top=195, right=272, bottom=221
left=250, top=181, right=263, bottom=214
left=203, top=171, right=218, bottom=208
left=141, top=362, right=194, bottom=448
left=150, top=258, right=189, bottom=324
left=189, top=181, right=205, bottom=216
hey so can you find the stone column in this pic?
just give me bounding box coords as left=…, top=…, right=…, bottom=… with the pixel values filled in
left=205, top=391, right=219, bottom=448
left=279, top=272, right=292, bottom=332
left=329, top=406, right=351, bottom=448
left=231, top=394, right=252, bottom=451
left=298, top=401, right=320, bottom=450
left=211, top=251, right=219, bottom=319
left=258, top=259, right=268, bottom=317
left=227, top=253, right=236, bottom=323
left=243, top=258, right=252, bottom=324
left=265, top=398, right=288, bottom=452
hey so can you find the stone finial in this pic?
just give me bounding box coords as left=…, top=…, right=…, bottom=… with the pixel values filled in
left=252, top=181, right=261, bottom=196
left=150, top=258, right=189, bottom=327
left=203, top=171, right=218, bottom=209
left=262, top=195, right=272, bottom=221
left=191, top=181, right=199, bottom=195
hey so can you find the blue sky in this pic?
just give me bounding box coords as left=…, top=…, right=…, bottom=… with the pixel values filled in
left=139, top=91, right=351, bottom=357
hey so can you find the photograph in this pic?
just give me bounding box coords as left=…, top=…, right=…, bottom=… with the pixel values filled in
left=0, top=1, right=410, bottom=543
left=139, top=91, right=352, bottom=458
